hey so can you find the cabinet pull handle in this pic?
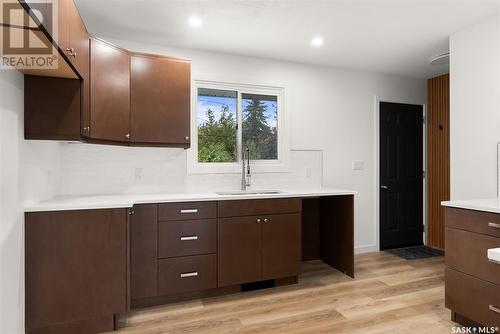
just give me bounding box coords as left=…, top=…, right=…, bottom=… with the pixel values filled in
left=180, top=209, right=198, bottom=214
left=125, top=133, right=130, bottom=139
left=180, top=272, right=198, bottom=278
left=488, top=222, right=500, bottom=229
left=264, top=218, right=269, bottom=223
left=256, top=218, right=261, bottom=223
left=180, top=236, right=198, bottom=241
left=489, top=305, right=500, bottom=314
left=66, top=48, right=76, bottom=57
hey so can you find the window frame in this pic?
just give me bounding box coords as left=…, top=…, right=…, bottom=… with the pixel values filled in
left=187, top=80, right=289, bottom=174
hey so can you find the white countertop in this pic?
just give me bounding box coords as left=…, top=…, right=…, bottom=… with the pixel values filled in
left=24, top=188, right=357, bottom=212
left=441, top=198, right=500, bottom=214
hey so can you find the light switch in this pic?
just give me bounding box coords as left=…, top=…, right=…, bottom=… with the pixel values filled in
left=352, top=160, right=364, bottom=171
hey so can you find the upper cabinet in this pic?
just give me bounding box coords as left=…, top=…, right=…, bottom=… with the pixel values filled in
left=89, top=38, right=130, bottom=142
left=22, top=0, right=191, bottom=148
left=130, top=55, right=191, bottom=147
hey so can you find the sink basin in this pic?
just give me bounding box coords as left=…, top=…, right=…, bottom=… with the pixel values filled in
left=216, top=190, right=283, bottom=196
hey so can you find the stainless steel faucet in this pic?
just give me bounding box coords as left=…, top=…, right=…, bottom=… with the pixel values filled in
left=241, top=146, right=251, bottom=191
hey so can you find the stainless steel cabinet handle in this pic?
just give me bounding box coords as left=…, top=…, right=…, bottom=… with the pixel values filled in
left=180, top=236, right=198, bottom=241
left=488, top=222, right=500, bottom=229
left=256, top=218, right=261, bottom=223
left=264, top=218, right=268, bottom=223
left=489, top=305, right=500, bottom=314
left=180, top=272, right=198, bottom=278
left=180, top=209, right=198, bottom=214
left=185, top=136, right=190, bottom=141
left=380, top=185, right=389, bottom=190
left=125, top=133, right=130, bottom=139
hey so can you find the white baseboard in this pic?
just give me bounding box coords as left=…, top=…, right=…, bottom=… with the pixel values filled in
left=355, top=244, right=379, bottom=254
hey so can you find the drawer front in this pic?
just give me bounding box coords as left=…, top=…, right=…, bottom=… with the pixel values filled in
left=159, top=202, right=217, bottom=221
left=158, top=254, right=216, bottom=295
left=446, top=227, right=500, bottom=285
left=218, top=198, right=302, bottom=218
left=445, top=268, right=500, bottom=328
left=158, top=219, right=217, bottom=258
left=446, top=207, right=500, bottom=238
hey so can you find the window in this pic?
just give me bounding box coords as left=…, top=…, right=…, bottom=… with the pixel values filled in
left=189, top=81, right=288, bottom=174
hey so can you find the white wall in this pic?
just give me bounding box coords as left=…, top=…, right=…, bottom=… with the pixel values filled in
left=64, top=38, right=427, bottom=253
left=450, top=14, right=500, bottom=200
left=0, top=70, right=61, bottom=334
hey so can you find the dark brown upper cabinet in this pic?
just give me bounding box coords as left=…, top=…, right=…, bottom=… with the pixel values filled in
left=89, top=38, right=130, bottom=142
left=131, top=54, right=191, bottom=147
left=22, top=1, right=191, bottom=147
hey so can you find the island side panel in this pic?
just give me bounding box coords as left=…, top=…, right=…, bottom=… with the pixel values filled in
left=319, top=195, right=355, bottom=278
left=301, top=198, right=321, bottom=261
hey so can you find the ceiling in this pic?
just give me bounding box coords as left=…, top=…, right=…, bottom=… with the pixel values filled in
left=75, top=0, right=500, bottom=79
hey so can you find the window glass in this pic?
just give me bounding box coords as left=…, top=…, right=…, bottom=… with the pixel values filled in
left=197, top=88, right=238, bottom=162
left=241, top=93, right=278, bottom=160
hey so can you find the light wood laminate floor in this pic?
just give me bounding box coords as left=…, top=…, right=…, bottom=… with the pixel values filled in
left=111, top=252, right=455, bottom=334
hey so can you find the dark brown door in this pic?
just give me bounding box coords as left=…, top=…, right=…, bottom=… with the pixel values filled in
left=130, top=204, right=158, bottom=300
left=380, top=102, right=423, bottom=250
left=89, top=38, right=130, bottom=141
left=25, top=209, right=127, bottom=330
left=262, top=213, right=301, bottom=280
left=218, top=216, right=262, bottom=286
left=130, top=54, right=191, bottom=145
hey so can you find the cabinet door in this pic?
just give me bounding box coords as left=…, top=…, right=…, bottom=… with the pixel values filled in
left=218, top=216, right=262, bottom=286
left=25, top=209, right=127, bottom=330
left=262, top=213, right=302, bottom=280
left=130, top=54, right=191, bottom=146
left=130, top=205, right=158, bottom=300
left=66, top=0, right=88, bottom=77
left=89, top=38, right=130, bottom=141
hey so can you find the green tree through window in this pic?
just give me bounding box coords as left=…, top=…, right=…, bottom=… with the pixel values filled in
left=197, top=87, right=279, bottom=163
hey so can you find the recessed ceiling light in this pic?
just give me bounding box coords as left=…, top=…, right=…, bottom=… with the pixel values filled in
left=188, top=16, right=203, bottom=28
left=311, top=36, right=324, bottom=47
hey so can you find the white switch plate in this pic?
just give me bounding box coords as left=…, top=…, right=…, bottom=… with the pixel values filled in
left=352, top=160, right=364, bottom=171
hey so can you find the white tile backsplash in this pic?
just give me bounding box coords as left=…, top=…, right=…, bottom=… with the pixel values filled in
left=60, top=143, right=322, bottom=195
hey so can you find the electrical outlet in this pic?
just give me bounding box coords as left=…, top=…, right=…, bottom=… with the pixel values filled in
left=352, top=160, right=364, bottom=171
left=134, top=167, right=144, bottom=180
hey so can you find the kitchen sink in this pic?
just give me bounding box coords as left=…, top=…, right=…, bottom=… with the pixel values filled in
left=216, top=190, right=283, bottom=196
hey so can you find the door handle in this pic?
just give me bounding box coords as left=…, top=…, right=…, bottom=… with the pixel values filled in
left=180, top=272, right=198, bottom=278
left=180, top=236, right=198, bottom=241
left=488, top=222, right=500, bottom=229
left=380, top=185, right=389, bottom=190
left=180, top=209, right=198, bottom=214
left=489, top=305, right=500, bottom=314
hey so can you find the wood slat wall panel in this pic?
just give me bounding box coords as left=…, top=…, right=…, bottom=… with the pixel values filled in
left=427, top=74, right=450, bottom=250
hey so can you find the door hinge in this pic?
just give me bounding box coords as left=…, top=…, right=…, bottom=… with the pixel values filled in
left=128, top=208, right=135, bottom=215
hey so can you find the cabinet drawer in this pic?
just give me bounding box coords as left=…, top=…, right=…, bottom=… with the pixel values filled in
left=445, top=268, right=500, bottom=328
left=159, top=219, right=216, bottom=258
left=446, top=208, right=500, bottom=238
left=446, top=227, right=500, bottom=285
left=158, top=255, right=216, bottom=295
left=159, top=202, right=217, bottom=221
left=218, top=198, right=302, bottom=218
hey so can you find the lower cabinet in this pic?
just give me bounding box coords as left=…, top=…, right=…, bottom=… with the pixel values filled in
left=218, top=213, right=301, bottom=286
left=130, top=199, right=302, bottom=306
left=445, top=207, right=500, bottom=328
left=25, top=209, right=128, bottom=333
